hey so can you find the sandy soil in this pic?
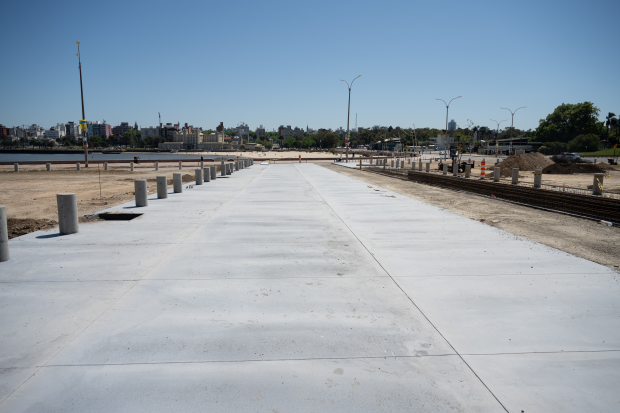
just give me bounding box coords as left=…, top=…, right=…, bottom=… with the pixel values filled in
left=321, top=164, right=620, bottom=271
left=0, top=163, right=213, bottom=224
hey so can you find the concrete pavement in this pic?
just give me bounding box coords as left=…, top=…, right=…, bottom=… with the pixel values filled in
left=1, top=163, right=618, bottom=412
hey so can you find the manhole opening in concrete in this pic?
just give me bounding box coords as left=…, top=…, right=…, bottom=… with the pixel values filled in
left=98, top=213, right=143, bottom=221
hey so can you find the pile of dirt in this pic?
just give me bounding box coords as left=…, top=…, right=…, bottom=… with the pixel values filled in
left=7, top=218, right=57, bottom=239
left=542, top=162, right=616, bottom=174
left=493, top=153, right=554, bottom=177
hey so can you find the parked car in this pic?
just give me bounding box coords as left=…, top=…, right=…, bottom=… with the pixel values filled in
left=560, top=152, right=581, bottom=161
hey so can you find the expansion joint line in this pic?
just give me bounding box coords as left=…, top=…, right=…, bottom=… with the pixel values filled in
left=296, top=164, right=510, bottom=413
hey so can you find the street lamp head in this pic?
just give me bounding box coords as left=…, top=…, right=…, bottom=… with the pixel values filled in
left=76, top=41, right=80, bottom=45
left=357, top=75, right=361, bottom=78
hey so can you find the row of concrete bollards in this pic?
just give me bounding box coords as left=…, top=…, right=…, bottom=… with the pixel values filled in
left=0, top=158, right=254, bottom=262
left=12, top=160, right=214, bottom=172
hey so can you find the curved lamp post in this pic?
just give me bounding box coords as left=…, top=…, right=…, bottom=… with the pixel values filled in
left=340, top=75, right=361, bottom=159
left=500, top=106, right=526, bottom=154
left=436, top=96, right=461, bottom=160
left=76, top=41, right=88, bottom=167
left=490, top=119, right=508, bottom=159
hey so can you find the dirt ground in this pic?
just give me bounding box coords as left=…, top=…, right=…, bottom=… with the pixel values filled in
left=322, top=164, right=620, bottom=271
left=0, top=163, right=213, bottom=230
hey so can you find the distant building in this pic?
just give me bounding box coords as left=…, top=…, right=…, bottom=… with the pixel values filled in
left=448, top=119, right=456, bottom=131
left=112, top=122, right=133, bottom=137
left=236, top=123, right=250, bottom=142
left=8, top=126, right=25, bottom=138
left=0, top=124, right=9, bottom=136
left=90, top=122, right=111, bottom=138
left=65, top=122, right=80, bottom=137
left=216, top=122, right=224, bottom=132
left=45, top=127, right=62, bottom=140
left=278, top=125, right=304, bottom=139
left=161, top=123, right=180, bottom=140
left=172, top=125, right=203, bottom=149
left=141, top=126, right=160, bottom=139
left=256, top=125, right=266, bottom=140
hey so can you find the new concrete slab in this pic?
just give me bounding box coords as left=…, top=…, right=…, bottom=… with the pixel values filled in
left=1, top=162, right=618, bottom=412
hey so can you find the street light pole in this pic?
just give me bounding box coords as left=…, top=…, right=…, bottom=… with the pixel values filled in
left=77, top=41, right=88, bottom=167
left=500, top=106, right=526, bottom=155
left=340, top=75, right=361, bottom=160
left=435, top=96, right=461, bottom=160
left=490, top=119, right=508, bottom=160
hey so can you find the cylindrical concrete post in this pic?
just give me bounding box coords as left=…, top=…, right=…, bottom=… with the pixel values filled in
left=211, top=166, right=217, bottom=180
left=204, top=167, right=210, bottom=182
left=494, top=167, right=500, bottom=182
left=465, top=165, right=471, bottom=178
left=130, top=162, right=134, bottom=172
left=14, top=163, right=19, bottom=172
left=0, top=206, right=9, bottom=262
left=57, top=193, right=79, bottom=235
left=235, top=162, right=239, bottom=171
left=195, top=169, right=203, bottom=185
left=426, top=162, right=430, bottom=172
left=400, top=160, right=404, bottom=168
left=179, top=161, right=182, bottom=170
left=156, top=176, right=167, bottom=199
left=46, top=163, right=51, bottom=171
left=593, top=173, right=605, bottom=195
left=221, top=161, right=225, bottom=177
left=76, top=163, right=81, bottom=171
left=452, top=161, right=458, bottom=176
left=200, top=161, right=204, bottom=170
left=134, top=180, right=148, bottom=207
left=155, top=162, right=159, bottom=171
left=104, top=162, right=108, bottom=171
left=419, top=160, right=422, bottom=171
left=443, top=163, right=448, bottom=175
left=534, top=169, right=542, bottom=188
left=227, top=164, right=232, bottom=175
left=173, top=173, right=183, bottom=193
left=512, top=168, right=519, bottom=185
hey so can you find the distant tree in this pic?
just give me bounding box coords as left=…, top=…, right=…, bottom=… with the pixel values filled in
left=605, top=112, right=617, bottom=134
left=535, top=102, right=600, bottom=143
left=567, top=134, right=600, bottom=152
left=29, top=139, right=38, bottom=149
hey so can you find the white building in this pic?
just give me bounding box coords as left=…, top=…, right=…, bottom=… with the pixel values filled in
left=26, top=124, right=45, bottom=139
left=44, top=127, right=62, bottom=140
left=141, top=126, right=160, bottom=139
left=256, top=125, right=266, bottom=140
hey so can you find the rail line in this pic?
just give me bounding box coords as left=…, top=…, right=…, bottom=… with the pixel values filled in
left=365, top=167, right=620, bottom=224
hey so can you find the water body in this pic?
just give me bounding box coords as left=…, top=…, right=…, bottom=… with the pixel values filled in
left=0, top=153, right=225, bottom=162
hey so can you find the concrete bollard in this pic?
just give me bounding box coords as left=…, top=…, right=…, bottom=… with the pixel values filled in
left=195, top=169, right=203, bottom=185
left=134, top=180, right=148, bottom=207
left=493, top=167, right=500, bottom=182
left=426, top=162, right=430, bottom=172
left=235, top=162, right=239, bottom=171
left=465, top=164, right=471, bottom=178
left=76, top=163, right=81, bottom=171
left=46, top=163, right=51, bottom=171
left=453, top=162, right=458, bottom=176
left=400, top=160, right=404, bottom=168
left=204, top=167, right=210, bottom=182
left=211, top=166, right=217, bottom=180
left=534, top=169, right=542, bottom=188
left=0, top=206, right=9, bottom=262
left=130, top=162, right=134, bottom=172
left=593, top=173, right=605, bottom=195
left=156, top=176, right=167, bottom=199
left=173, top=173, right=183, bottom=193
left=104, top=162, right=108, bottom=171
left=155, top=162, right=159, bottom=171
left=419, top=160, right=422, bottom=171
left=227, top=164, right=231, bottom=175
left=443, top=163, right=448, bottom=175
left=57, top=193, right=79, bottom=235
left=200, top=161, right=204, bottom=170
left=512, top=168, right=519, bottom=184
left=179, top=161, right=182, bottom=170
left=390, top=160, right=394, bottom=168
left=14, top=163, right=19, bottom=172
left=221, top=161, right=225, bottom=177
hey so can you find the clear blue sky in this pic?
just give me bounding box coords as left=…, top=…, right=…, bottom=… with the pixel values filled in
left=1, top=0, right=618, bottom=132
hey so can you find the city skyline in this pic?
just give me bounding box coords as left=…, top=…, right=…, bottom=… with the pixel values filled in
left=1, top=0, right=618, bottom=132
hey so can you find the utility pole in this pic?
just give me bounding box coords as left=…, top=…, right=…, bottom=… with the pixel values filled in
left=77, top=41, right=88, bottom=167
left=340, top=76, right=361, bottom=159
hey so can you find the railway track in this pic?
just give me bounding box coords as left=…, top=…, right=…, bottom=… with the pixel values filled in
left=366, top=167, right=620, bottom=224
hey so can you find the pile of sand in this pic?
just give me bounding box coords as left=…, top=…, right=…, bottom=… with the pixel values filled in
left=542, top=162, right=615, bottom=175
left=493, top=153, right=554, bottom=177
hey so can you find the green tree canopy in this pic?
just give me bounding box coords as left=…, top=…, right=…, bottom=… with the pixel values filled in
left=535, top=102, right=600, bottom=143
left=567, top=134, right=600, bottom=152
